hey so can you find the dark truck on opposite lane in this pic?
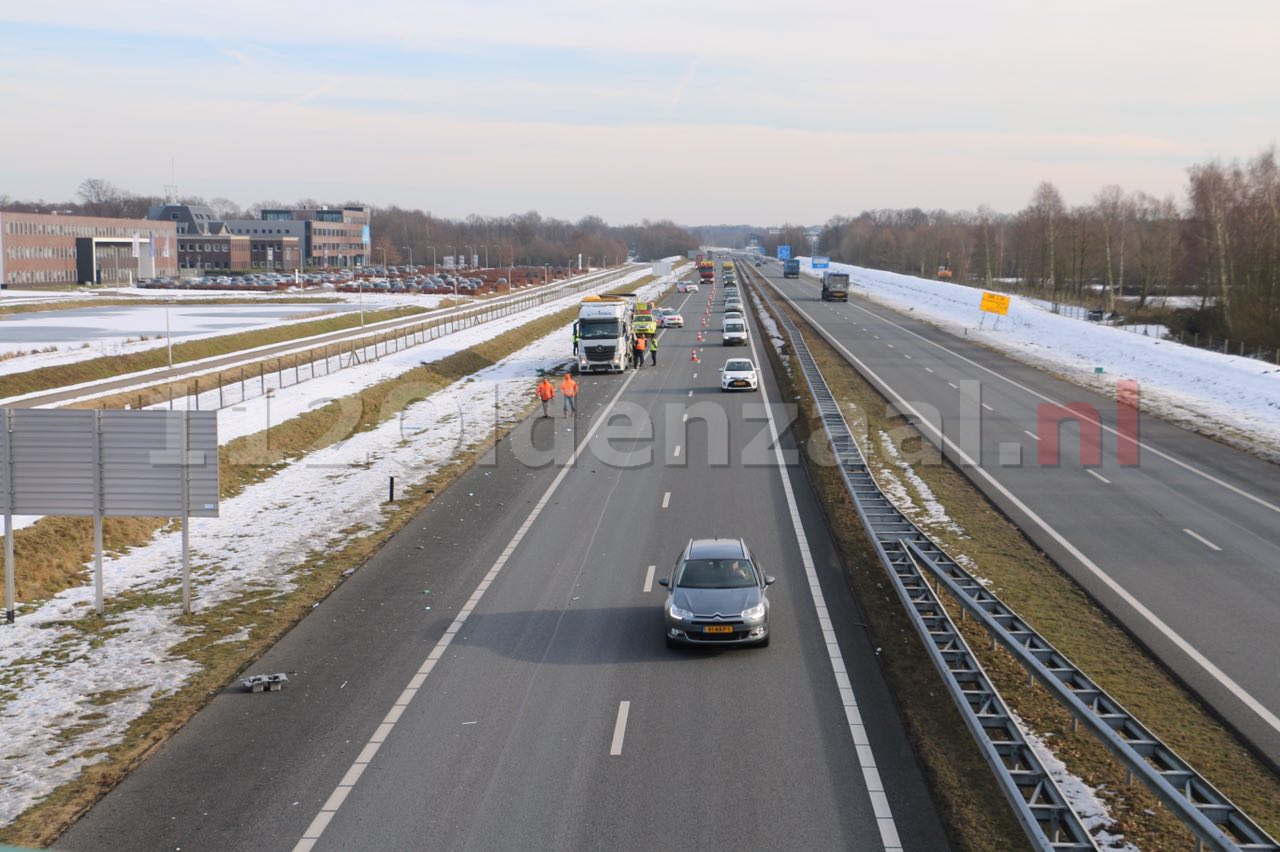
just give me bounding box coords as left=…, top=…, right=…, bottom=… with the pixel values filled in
left=821, top=271, right=850, bottom=301
left=783, top=258, right=800, bottom=278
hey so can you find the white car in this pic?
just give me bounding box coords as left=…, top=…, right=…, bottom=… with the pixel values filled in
left=723, top=310, right=743, bottom=324
left=665, top=311, right=684, bottom=327
left=677, top=281, right=700, bottom=293
left=720, top=358, right=758, bottom=390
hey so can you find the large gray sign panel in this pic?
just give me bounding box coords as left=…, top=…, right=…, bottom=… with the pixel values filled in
left=1, top=409, right=218, bottom=517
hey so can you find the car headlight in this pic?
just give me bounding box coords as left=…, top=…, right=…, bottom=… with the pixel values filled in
left=741, top=602, right=765, bottom=620
left=668, top=603, right=694, bottom=621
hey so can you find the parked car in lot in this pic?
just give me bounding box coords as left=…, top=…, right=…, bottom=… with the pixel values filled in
left=659, top=538, right=773, bottom=647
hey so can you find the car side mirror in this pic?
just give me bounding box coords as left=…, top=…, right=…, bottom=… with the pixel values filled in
left=764, top=575, right=776, bottom=586
left=658, top=577, right=669, bottom=588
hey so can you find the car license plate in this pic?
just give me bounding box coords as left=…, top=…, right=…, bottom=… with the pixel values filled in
left=704, top=624, right=733, bottom=634
left=733, top=380, right=747, bottom=387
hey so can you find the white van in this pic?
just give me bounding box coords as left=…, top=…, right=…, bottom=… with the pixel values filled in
left=723, top=319, right=748, bottom=346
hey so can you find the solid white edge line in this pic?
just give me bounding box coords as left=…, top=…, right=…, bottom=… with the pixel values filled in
left=1087, top=469, right=1111, bottom=485
left=609, top=700, right=631, bottom=756
left=1183, top=528, right=1223, bottom=552
left=766, top=280, right=1280, bottom=738
left=291, top=359, right=646, bottom=852
left=643, top=565, right=655, bottom=593
left=662, top=491, right=671, bottom=508
left=981, top=402, right=994, bottom=412
left=674, top=445, right=682, bottom=458
left=1024, top=430, right=1040, bottom=441
left=843, top=293, right=1280, bottom=516
left=744, top=284, right=903, bottom=852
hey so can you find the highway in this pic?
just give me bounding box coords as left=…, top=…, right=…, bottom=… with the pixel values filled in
left=749, top=258, right=1280, bottom=765
left=1, top=267, right=629, bottom=409
left=58, top=277, right=949, bottom=851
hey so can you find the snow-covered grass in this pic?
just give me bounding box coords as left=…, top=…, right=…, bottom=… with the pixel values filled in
left=793, top=258, right=1280, bottom=458
left=1011, top=712, right=1139, bottom=851
left=0, top=267, right=675, bottom=828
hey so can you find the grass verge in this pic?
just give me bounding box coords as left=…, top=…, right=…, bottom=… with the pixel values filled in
left=0, top=306, right=427, bottom=400
left=0, top=275, right=657, bottom=848
left=752, top=277, right=1280, bottom=847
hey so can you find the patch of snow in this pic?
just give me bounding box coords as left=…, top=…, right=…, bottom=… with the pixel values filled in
left=1011, top=712, right=1139, bottom=851
left=0, top=264, right=676, bottom=827
left=876, top=432, right=964, bottom=535
left=792, top=258, right=1280, bottom=459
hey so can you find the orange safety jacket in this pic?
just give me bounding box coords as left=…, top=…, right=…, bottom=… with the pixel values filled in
left=537, top=380, right=555, bottom=401
left=635, top=336, right=648, bottom=351
left=561, top=377, right=579, bottom=397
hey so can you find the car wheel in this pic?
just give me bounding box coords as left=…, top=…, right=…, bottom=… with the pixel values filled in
left=758, top=634, right=770, bottom=648
left=665, top=635, right=678, bottom=649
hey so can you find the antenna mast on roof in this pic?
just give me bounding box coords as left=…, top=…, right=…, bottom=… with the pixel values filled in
left=164, top=157, right=178, bottom=203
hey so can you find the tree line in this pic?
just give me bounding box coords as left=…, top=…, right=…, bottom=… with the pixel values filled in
left=805, top=147, right=1280, bottom=347
left=0, top=181, right=698, bottom=270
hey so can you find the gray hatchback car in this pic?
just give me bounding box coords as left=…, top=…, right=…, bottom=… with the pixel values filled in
left=659, top=538, right=774, bottom=648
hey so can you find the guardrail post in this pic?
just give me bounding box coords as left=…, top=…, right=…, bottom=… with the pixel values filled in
left=218, top=374, right=224, bottom=409
left=194, top=378, right=200, bottom=410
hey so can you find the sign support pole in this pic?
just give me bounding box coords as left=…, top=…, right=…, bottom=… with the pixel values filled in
left=4, top=512, right=13, bottom=624
left=181, top=411, right=191, bottom=615
left=4, top=409, right=13, bottom=624
left=94, top=411, right=104, bottom=616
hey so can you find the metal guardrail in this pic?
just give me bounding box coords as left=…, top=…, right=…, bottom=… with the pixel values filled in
left=746, top=261, right=1279, bottom=852
left=136, top=267, right=636, bottom=412
left=904, top=541, right=1278, bottom=852
left=744, top=265, right=1096, bottom=851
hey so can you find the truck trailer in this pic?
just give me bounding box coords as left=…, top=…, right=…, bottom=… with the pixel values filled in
left=820, top=271, right=850, bottom=302
left=783, top=259, right=800, bottom=278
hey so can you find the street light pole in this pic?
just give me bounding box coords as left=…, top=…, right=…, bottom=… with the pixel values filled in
left=165, top=301, right=173, bottom=368
left=379, top=246, right=387, bottom=272
left=483, top=245, right=489, bottom=269
left=429, top=246, right=436, bottom=275
left=402, top=246, right=413, bottom=268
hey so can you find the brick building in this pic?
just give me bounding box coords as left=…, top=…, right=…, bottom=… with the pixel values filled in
left=0, top=211, right=178, bottom=289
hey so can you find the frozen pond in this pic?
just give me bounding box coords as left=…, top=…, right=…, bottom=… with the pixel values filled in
left=0, top=303, right=359, bottom=354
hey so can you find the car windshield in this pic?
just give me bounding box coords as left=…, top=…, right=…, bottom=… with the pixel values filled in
left=579, top=318, right=622, bottom=339
left=725, top=359, right=752, bottom=371
left=675, top=558, right=758, bottom=589
left=725, top=323, right=745, bottom=333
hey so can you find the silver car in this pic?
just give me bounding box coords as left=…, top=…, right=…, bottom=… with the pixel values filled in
left=659, top=538, right=774, bottom=647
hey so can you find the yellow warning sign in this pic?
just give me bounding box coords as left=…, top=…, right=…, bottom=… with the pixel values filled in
left=980, top=292, right=1010, bottom=316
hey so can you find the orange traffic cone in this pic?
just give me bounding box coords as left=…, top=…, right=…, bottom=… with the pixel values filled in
left=696, top=330, right=704, bottom=342
left=690, top=349, right=700, bottom=363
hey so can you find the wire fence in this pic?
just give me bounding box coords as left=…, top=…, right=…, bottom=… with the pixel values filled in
left=129, top=269, right=629, bottom=412
left=1050, top=303, right=1280, bottom=364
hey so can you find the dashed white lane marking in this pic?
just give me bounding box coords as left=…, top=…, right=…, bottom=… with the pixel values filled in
left=643, top=565, right=655, bottom=593
left=886, top=343, right=894, bottom=349
left=292, top=359, right=646, bottom=852
left=662, top=491, right=671, bottom=509
left=981, top=403, right=994, bottom=412
left=1087, top=469, right=1111, bottom=484
left=1024, top=430, right=1040, bottom=441
left=682, top=413, right=688, bottom=422
left=610, top=701, right=631, bottom=755
left=688, top=390, right=693, bottom=397
left=903, top=354, right=911, bottom=359
left=692, top=372, right=697, bottom=378
left=674, top=445, right=682, bottom=458
left=742, top=300, right=903, bottom=851
left=947, top=382, right=959, bottom=390
left=769, top=283, right=1280, bottom=739
left=924, top=367, right=934, bottom=374
left=1184, top=528, right=1223, bottom=552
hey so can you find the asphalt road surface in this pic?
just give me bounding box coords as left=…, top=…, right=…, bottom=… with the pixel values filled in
left=58, top=278, right=949, bottom=851
left=749, top=258, right=1280, bottom=766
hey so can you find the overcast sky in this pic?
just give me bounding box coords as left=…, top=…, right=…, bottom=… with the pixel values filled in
left=1, top=1, right=1276, bottom=225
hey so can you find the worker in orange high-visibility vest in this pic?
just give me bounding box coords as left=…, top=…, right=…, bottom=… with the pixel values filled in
left=633, top=334, right=648, bottom=370
left=561, top=373, right=579, bottom=418
left=536, top=376, right=556, bottom=418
